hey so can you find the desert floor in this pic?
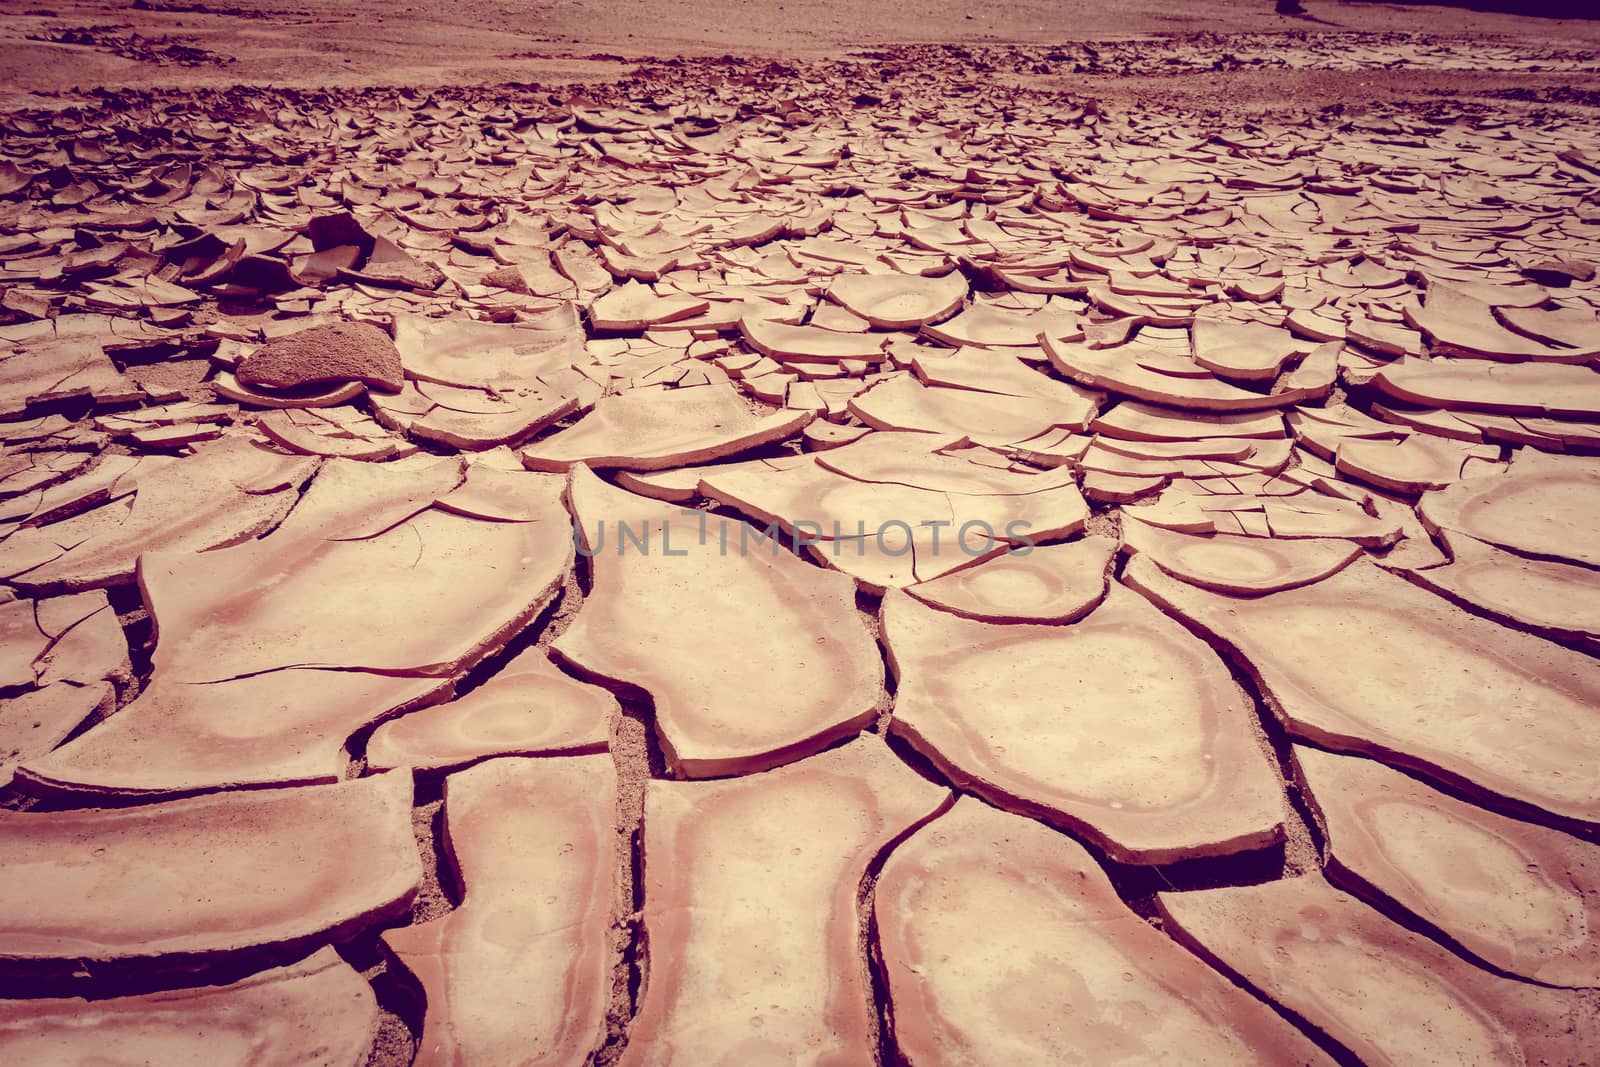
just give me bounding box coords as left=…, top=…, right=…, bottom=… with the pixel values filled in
left=1, top=1, right=1599, bottom=1065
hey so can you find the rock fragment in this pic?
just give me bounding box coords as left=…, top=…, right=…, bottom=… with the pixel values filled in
left=236, top=321, right=404, bottom=393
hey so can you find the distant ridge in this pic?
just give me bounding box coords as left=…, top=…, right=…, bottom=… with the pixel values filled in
left=1340, top=0, right=1597, bottom=20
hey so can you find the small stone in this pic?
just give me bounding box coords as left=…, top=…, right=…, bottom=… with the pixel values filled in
left=236, top=321, right=404, bottom=393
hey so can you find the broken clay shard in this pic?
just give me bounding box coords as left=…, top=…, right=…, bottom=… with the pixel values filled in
left=1093, top=401, right=1285, bottom=442
left=903, top=536, right=1115, bottom=623
left=1374, top=358, right=1600, bottom=420
left=739, top=314, right=885, bottom=363
left=0, top=326, right=140, bottom=417
left=825, top=270, right=967, bottom=329
left=909, top=345, right=1098, bottom=409
left=1400, top=529, right=1600, bottom=652
left=137, top=463, right=571, bottom=680
left=0, top=773, right=419, bottom=972
left=0, top=683, right=113, bottom=790
left=622, top=738, right=949, bottom=1067
left=0, top=948, right=379, bottom=1066
left=1334, top=433, right=1487, bottom=496
left=365, top=649, right=613, bottom=773
left=1192, top=317, right=1305, bottom=383
left=589, top=280, right=709, bottom=332
left=20, top=459, right=570, bottom=797
left=18, top=669, right=450, bottom=798
left=375, top=378, right=578, bottom=452
left=1121, top=516, right=1362, bottom=595
left=32, top=589, right=132, bottom=689
left=883, top=585, right=1285, bottom=865
left=4, top=438, right=318, bottom=594
left=699, top=435, right=1088, bottom=590
left=521, top=382, right=811, bottom=472
left=1043, top=334, right=1302, bottom=413
left=849, top=373, right=1094, bottom=444
left=552, top=467, right=882, bottom=776
left=391, top=307, right=584, bottom=390
left=877, top=798, right=1335, bottom=1066
left=384, top=756, right=615, bottom=1067
left=1418, top=449, right=1600, bottom=569
left=1404, top=281, right=1600, bottom=362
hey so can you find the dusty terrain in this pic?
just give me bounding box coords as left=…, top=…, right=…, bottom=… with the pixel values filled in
left=2, top=0, right=1600, bottom=102
left=1, top=2, right=1600, bottom=1066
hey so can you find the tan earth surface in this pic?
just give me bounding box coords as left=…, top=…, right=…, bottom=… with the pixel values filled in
left=1, top=0, right=1599, bottom=1063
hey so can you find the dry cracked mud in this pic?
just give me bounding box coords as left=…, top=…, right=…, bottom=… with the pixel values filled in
left=1, top=12, right=1600, bottom=1067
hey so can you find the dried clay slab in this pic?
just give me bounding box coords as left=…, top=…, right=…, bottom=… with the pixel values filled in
left=0, top=773, right=418, bottom=972
left=1418, top=449, right=1600, bottom=569
left=903, top=536, right=1115, bottom=623
left=1124, top=555, right=1600, bottom=829
left=1295, top=745, right=1600, bottom=989
left=1191, top=317, right=1305, bottom=383
left=739, top=313, right=884, bottom=363
left=882, top=585, right=1284, bottom=865
left=908, top=345, right=1097, bottom=407
left=1158, top=873, right=1600, bottom=1067
left=365, top=649, right=613, bottom=773
left=0, top=947, right=379, bottom=1066
left=849, top=373, right=1095, bottom=444
left=877, top=797, right=1335, bottom=1066
left=621, top=739, right=948, bottom=1066
left=1043, top=335, right=1307, bottom=413
left=1374, top=357, right=1600, bottom=419
left=521, top=381, right=811, bottom=472
left=4, top=438, right=317, bottom=594
left=1122, top=516, right=1362, bottom=595
left=0, top=683, right=113, bottom=789
left=0, top=590, right=128, bottom=691
left=1400, top=529, right=1600, bottom=653
left=392, top=306, right=583, bottom=389
left=137, top=462, right=571, bottom=681
left=589, top=280, right=709, bottom=332
left=826, top=270, right=967, bottom=329
left=373, top=378, right=577, bottom=452
left=1092, top=401, right=1285, bottom=442
left=553, top=467, right=882, bottom=776
left=19, top=459, right=571, bottom=796
left=385, top=756, right=615, bottom=1067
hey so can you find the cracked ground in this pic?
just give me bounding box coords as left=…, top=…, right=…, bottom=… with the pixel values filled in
left=2, top=8, right=1600, bottom=1066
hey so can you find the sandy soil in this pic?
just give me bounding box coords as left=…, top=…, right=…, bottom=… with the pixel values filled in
left=2, top=0, right=1599, bottom=110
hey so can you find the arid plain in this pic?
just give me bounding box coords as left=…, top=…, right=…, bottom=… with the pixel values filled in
left=1, top=1, right=1599, bottom=1064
